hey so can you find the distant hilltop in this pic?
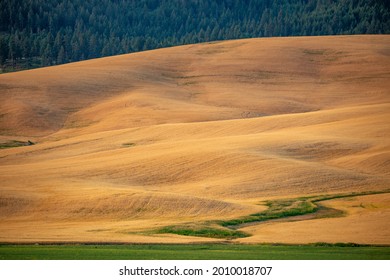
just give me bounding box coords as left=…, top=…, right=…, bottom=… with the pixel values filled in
left=1, top=0, right=389, bottom=73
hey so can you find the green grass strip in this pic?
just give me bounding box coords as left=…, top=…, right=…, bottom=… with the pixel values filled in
left=221, top=199, right=316, bottom=227
left=0, top=140, right=34, bottom=149
left=0, top=244, right=389, bottom=260
left=155, top=190, right=389, bottom=239
left=220, top=190, right=389, bottom=227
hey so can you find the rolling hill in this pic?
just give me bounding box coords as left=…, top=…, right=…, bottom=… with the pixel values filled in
left=0, top=35, right=389, bottom=244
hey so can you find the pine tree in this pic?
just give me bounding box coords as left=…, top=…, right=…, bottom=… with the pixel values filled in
left=57, top=46, right=65, bottom=64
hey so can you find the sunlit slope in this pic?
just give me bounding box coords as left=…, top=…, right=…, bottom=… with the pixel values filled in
left=0, top=35, right=389, bottom=243
left=1, top=35, right=388, bottom=137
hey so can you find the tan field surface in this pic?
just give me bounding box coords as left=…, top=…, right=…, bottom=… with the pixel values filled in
left=241, top=193, right=390, bottom=245
left=0, top=35, right=389, bottom=244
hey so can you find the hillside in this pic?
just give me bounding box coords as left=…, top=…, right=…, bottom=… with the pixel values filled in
left=0, top=35, right=389, bottom=244
left=1, top=0, right=389, bottom=72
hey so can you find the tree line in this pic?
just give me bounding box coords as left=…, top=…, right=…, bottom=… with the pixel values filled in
left=0, top=0, right=389, bottom=72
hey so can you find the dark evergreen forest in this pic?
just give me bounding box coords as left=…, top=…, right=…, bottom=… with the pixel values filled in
left=1, top=0, right=389, bottom=72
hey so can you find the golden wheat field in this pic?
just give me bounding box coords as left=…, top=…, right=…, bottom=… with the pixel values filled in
left=0, top=35, right=389, bottom=244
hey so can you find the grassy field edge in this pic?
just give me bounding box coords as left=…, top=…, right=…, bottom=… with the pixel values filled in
left=152, top=190, right=390, bottom=239
left=0, top=243, right=389, bottom=260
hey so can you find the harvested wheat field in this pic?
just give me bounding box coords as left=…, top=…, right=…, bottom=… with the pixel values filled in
left=0, top=35, right=389, bottom=244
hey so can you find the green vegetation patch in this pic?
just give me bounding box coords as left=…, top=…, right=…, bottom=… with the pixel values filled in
left=221, top=199, right=316, bottom=227
left=221, top=190, right=389, bottom=228
left=122, top=142, right=135, bottom=147
left=156, top=190, right=390, bottom=240
left=156, top=224, right=249, bottom=239
left=0, top=140, right=34, bottom=149
left=0, top=244, right=389, bottom=260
